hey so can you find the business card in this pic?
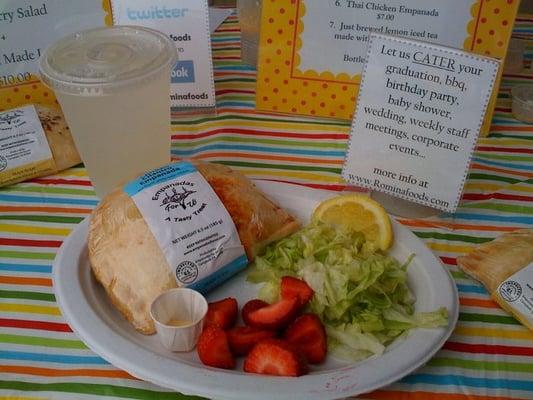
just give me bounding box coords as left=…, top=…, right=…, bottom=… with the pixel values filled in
left=112, top=0, right=216, bottom=108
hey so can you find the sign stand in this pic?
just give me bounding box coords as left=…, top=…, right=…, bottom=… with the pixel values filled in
left=370, top=191, right=440, bottom=219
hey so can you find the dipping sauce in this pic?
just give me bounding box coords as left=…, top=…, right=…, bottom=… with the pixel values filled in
left=166, top=319, right=193, bottom=327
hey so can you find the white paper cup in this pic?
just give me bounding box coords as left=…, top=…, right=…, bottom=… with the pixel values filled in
left=150, top=288, right=208, bottom=352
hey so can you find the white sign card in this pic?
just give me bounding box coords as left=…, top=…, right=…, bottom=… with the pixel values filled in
left=300, top=0, right=475, bottom=77
left=342, top=34, right=499, bottom=213
left=0, top=1, right=107, bottom=85
left=112, top=0, right=216, bottom=109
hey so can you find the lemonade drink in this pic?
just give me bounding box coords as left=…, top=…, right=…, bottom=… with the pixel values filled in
left=39, top=26, right=177, bottom=198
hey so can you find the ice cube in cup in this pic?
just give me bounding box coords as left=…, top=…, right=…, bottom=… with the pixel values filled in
left=150, top=288, right=208, bottom=352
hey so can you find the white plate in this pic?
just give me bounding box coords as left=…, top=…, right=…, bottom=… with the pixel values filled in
left=53, top=181, right=459, bottom=400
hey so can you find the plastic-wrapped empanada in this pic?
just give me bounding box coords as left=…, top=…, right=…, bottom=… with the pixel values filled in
left=457, top=229, right=533, bottom=331
left=89, top=161, right=300, bottom=334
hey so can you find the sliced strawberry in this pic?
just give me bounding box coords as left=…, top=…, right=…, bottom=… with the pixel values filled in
left=197, top=326, right=235, bottom=369
left=246, top=297, right=299, bottom=330
left=227, top=326, right=277, bottom=356
left=281, top=276, right=314, bottom=308
left=242, top=299, right=268, bottom=326
left=244, top=339, right=308, bottom=377
left=283, top=313, right=327, bottom=364
left=204, top=297, right=238, bottom=330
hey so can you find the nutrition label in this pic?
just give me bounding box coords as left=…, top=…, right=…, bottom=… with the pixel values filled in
left=0, top=105, right=54, bottom=186
left=342, top=34, right=499, bottom=212
left=124, top=162, right=248, bottom=293
left=298, top=0, right=474, bottom=76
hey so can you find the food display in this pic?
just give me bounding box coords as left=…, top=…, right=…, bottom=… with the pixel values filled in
left=196, top=276, right=325, bottom=376
left=191, top=194, right=448, bottom=376
left=88, top=161, right=299, bottom=334
left=0, top=104, right=81, bottom=187
left=457, top=229, right=533, bottom=331
left=33, top=105, right=81, bottom=172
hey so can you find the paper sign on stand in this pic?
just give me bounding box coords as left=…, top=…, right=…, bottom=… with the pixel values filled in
left=342, top=34, right=499, bottom=213
left=0, top=0, right=110, bottom=111
left=111, top=0, right=216, bottom=109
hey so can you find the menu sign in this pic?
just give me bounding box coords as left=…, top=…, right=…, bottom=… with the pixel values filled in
left=0, top=1, right=110, bottom=110
left=256, top=0, right=518, bottom=135
left=342, top=34, right=499, bottom=213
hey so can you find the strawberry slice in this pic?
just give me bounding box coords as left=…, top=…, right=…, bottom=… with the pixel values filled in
left=281, top=276, right=314, bottom=308
left=197, top=326, right=235, bottom=369
left=204, top=297, right=238, bottom=330
left=246, top=297, right=299, bottom=330
left=283, top=313, right=327, bottom=364
left=244, top=339, right=308, bottom=377
left=242, top=299, right=268, bottom=326
left=227, top=326, right=277, bottom=356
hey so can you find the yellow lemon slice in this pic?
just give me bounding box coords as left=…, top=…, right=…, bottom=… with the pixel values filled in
left=311, top=194, right=393, bottom=250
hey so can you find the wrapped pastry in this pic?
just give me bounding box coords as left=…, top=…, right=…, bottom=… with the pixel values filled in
left=0, top=104, right=81, bottom=187
left=88, top=161, right=300, bottom=334
left=457, top=229, right=533, bottom=331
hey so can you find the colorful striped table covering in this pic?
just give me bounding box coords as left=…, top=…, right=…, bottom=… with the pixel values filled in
left=1, top=10, right=532, bottom=400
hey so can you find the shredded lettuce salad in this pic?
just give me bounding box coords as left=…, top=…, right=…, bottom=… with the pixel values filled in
left=247, top=223, right=448, bottom=362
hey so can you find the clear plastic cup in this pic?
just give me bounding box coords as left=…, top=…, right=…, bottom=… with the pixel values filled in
left=512, top=85, right=533, bottom=124
left=39, top=26, right=177, bottom=198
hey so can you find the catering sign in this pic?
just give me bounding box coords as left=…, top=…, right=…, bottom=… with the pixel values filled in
left=342, top=34, right=499, bottom=213
left=256, top=0, right=518, bottom=136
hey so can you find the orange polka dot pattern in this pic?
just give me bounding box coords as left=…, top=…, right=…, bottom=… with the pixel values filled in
left=256, top=0, right=519, bottom=124
left=256, top=1, right=357, bottom=120
left=464, top=0, right=519, bottom=58
left=0, top=78, right=58, bottom=112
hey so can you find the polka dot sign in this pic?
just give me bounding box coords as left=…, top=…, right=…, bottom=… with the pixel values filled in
left=256, top=0, right=519, bottom=128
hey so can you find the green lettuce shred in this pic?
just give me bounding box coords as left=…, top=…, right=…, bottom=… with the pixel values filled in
left=247, top=223, right=448, bottom=362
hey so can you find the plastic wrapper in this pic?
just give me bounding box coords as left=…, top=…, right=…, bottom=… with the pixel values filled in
left=0, top=104, right=81, bottom=187
left=88, top=161, right=300, bottom=334
left=457, top=229, right=533, bottom=331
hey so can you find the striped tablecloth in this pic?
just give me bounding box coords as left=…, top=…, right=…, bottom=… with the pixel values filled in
left=1, top=11, right=532, bottom=400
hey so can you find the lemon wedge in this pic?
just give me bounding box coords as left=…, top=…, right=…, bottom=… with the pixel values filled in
left=311, top=194, right=393, bottom=250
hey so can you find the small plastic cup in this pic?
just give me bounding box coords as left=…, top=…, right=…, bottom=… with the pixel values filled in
left=512, top=85, right=533, bottom=124
left=504, top=38, right=525, bottom=74
left=150, top=288, right=208, bottom=352
left=39, top=26, right=177, bottom=198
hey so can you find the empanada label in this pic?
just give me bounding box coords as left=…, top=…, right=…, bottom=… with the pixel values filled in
left=0, top=105, right=55, bottom=186
left=124, top=162, right=248, bottom=293
left=497, top=263, right=533, bottom=327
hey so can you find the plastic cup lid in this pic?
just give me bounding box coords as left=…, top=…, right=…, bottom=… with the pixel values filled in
left=39, top=25, right=177, bottom=95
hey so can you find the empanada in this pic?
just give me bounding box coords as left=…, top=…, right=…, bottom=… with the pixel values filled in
left=88, top=161, right=299, bottom=334
left=457, top=229, right=533, bottom=330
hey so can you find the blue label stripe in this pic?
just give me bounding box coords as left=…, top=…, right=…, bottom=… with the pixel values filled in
left=124, top=161, right=196, bottom=196
left=188, top=254, right=248, bottom=294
